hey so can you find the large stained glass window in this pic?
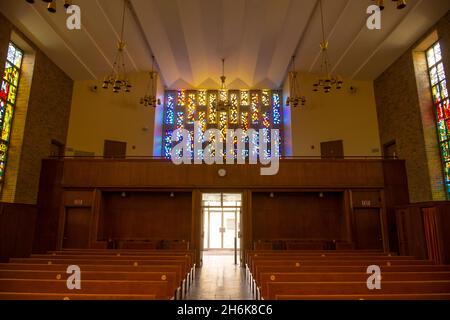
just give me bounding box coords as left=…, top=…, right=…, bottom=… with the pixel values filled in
left=427, top=42, right=450, bottom=197
left=161, top=90, right=283, bottom=160
left=0, top=42, right=23, bottom=186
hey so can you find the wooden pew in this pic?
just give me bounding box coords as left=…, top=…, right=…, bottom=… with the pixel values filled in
left=264, top=281, right=450, bottom=300
left=0, top=279, right=170, bottom=299
left=0, top=270, right=178, bottom=298
left=259, top=272, right=450, bottom=298
left=0, top=292, right=157, bottom=300
left=1, top=249, right=195, bottom=300
left=276, top=293, right=450, bottom=300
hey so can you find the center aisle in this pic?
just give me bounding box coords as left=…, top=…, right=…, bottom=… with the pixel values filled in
left=185, top=252, right=253, bottom=300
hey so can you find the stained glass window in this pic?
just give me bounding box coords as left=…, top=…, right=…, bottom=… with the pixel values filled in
left=161, top=89, right=283, bottom=160
left=0, top=42, right=23, bottom=185
left=427, top=42, right=450, bottom=198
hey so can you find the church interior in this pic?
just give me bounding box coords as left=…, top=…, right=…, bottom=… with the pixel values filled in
left=1, top=0, right=450, bottom=301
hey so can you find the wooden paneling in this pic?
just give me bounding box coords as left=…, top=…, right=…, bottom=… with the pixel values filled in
left=100, top=192, right=192, bottom=242
left=33, top=159, right=410, bottom=255
left=33, top=160, right=64, bottom=253
left=383, top=160, right=410, bottom=253
left=396, top=202, right=450, bottom=264
left=252, top=192, right=344, bottom=241
left=396, top=207, right=427, bottom=259
left=0, top=203, right=37, bottom=258
left=60, top=159, right=386, bottom=189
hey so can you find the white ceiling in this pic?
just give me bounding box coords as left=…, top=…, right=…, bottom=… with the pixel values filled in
left=1, top=0, right=449, bottom=89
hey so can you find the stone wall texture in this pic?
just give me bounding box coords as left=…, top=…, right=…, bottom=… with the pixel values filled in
left=0, top=13, right=73, bottom=204
left=375, top=10, right=450, bottom=203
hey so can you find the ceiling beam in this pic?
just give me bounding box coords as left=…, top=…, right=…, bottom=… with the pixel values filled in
left=30, top=4, right=97, bottom=79
left=95, top=0, right=138, bottom=73
left=350, top=0, right=424, bottom=79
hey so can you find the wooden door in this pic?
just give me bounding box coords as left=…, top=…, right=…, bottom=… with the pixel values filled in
left=63, top=207, right=91, bottom=249
left=353, top=208, right=383, bottom=250
left=103, top=140, right=127, bottom=158
left=321, top=140, right=344, bottom=158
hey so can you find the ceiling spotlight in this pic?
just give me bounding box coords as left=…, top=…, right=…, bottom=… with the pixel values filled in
left=47, top=0, right=56, bottom=13
left=396, top=0, right=407, bottom=9
left=170, top=192, right=175, bottom=198
left=376, top=0, right=385, bottom=10
left=121, top=192, right=127, bottom=198
left=269, top=192, right=275, bottom=198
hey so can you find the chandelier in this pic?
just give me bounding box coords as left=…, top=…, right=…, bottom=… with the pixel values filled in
left=25, top=0, right=73, bottom=13
left=286, top=56, right=306, bottom=107
left=374, top=0, right=407, bottom=10
left=140, top=55, right=161, bottom=107
left=214, top=58, right=231, bottom=112
left=102, top=0, right=132, bottom=93
left=312, top=0, right=343, bottom=93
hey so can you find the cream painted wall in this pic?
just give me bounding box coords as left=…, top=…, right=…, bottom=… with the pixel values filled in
left=285, top=73, right=381, bottom=157
left=66, top=72, right=164, bottom=157
left=67, top=71, right=380, bottom=158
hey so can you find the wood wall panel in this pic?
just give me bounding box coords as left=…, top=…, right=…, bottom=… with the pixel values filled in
left=33, top=160, right=64, bottom=253
left=0, top=203, right=37, bottom=258
left=383, top=160, right=410, bottom=253
left=60, top=159, right=386, bottom=189
left=99, top=192, right=192, bottom=241
left=252, top=192, right=344, bottom=241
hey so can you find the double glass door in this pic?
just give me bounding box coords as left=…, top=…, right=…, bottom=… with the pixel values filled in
left=202, top=193, right=241, bottom=250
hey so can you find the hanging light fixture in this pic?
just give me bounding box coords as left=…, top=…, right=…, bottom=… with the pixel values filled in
left=25, top=0, right=73, bottom=13
left=140, top=55, right=161, bottom=107
left=374, top=0, right=407, bottom=10
left=286, top=55, right=306, bottom=107
left=312, top=0, right=343, bottom=94
left=214, top=58, right=231, bottom=111
left=102, top=0, right=132, bottom=93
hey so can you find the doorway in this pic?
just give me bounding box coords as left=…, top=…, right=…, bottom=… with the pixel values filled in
left=202, top=193, right=241, bottom=264
left=353, top=208, right=383, bottom=250
left=63, top=207, right=91, bottom=249
left=103, top=140, right=127, bottom=158
left=321, top=140, right=344, bottom=159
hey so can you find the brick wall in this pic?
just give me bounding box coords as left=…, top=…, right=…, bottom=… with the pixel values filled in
left=374, top=10, right=450, bottom=203
left=0, top=13, right=73, bottom=204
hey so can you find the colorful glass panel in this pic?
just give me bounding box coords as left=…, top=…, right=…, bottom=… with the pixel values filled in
left=427, top=42, right=450, bottom=198
left=0, top=42, right=23, bottom=186
left=187, top=93, right=196, bottom=124
left=161, top=89, right=283, bottom=160
left=208, top=93, right=217, bottom=124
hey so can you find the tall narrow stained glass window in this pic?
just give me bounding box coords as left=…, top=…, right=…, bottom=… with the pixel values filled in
left=161, top=89, right=283, bottom=160
left=0, top=42, right=23, bottom=186
left=426, top=42, right=450, bottom=197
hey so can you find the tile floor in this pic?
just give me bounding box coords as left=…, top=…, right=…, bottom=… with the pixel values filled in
left=185, top=251, right=253, bottom=300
